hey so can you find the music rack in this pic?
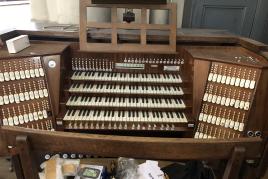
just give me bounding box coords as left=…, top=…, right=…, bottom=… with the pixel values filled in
left=79, top=1, right=177, bottom=53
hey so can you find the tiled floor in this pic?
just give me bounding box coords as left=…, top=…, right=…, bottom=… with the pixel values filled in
left=0, top=157, right=16, bottom=179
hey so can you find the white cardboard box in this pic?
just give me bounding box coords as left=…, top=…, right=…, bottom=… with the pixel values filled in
left=6, top=35, right=30, bottom=53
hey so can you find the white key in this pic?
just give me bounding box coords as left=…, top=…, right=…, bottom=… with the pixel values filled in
left=9, top=71, right=15, bottom=81
left=235, top=78, right=240, bottom=87
left=19, top=93, right=25, bottom=102
left=38, top=111, right=44, bottom=120
left=220, top=97, right=226, bottom=106
left=39, top=68, right=45, bottom=76
left=0, top=73, right=4, bottom=82
left=30, top=69, right=35, bottom=78
left=3, top=118, right=9, bottom=125
left=8, top=94, right=15, bottom=104
left=25, top=70, right=30, bottom=78
left=212, top=73, right=217, bottom=82
left=4, top=95, right=9, bottom=104
left=245, top=80, right=250, bottom=88
left=23, top=114, right=29, bottom=123
left=250, top=80, right=256, bottom=89
left=207, top=114, right=212, bottom=123
left=8, top=117, right=14, bottom=126
left=24, top=91, right=30, bottom=101
left=14, top=93, right=20, bottom=103
left=211, top=116, right=217, bottom=124
left=225, top=76, right=231, bottom=85
left=216, top=96, right=221, bottom=104
left=4, top=72, right=10, bottom=81
left=212, top=94, right=217, bottom=103
left=230, top=77, right=236, bottom=86
left=43, top=89, right=49, bottom=97
left=198, top=113, right=204, bottom=121
left=39, top=89, right=44, bottom=98
left=244, top=102, right=250, bottom=110
left=225, top=119, right=230, bottom=128
left=13, top=116, right=19, bottom=125
left=221, top=75, right=226, bottom=84
left=33, top=112, right=39, bottom=121
left=20, top=70, right=26, bottom=79
left=216, top=74, right=222, bottom=83
left=229, top=120, right=234, bottom=129
left=225, top=98, right=230, bottom=107
left=29, top=91, right=35, bottom=100
left=18, top=115, right=24, bottom=124
left=208, top=73, right=213, bottom=81
left=28, top=113, right=34, bottom=122
left=240, top=79, right=246, bottom=88
left=215, top=116, right=221, bottom=125
left=35, top=69, right=40, bottom=77
left=203, top=93, right=208, bottom=101
left=239, top=101, right=245, bottom=109
left=239, top=123, right=244, bottom=132
left=0, top=96, right=3, bottom=105
left=34, top=90, right=40, bottom=99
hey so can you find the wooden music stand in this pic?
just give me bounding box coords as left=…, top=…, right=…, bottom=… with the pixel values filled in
left=79, top=0, right=177, bottom=53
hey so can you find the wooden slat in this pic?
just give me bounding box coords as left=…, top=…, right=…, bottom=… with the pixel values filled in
left=87, top=22, right=171, bottom=30
left=79, top=0, right=88, bottom=51
left=223, top=147, right=246, bottom=179
left=84, top=0, right=173, bottom=9
left=1, top=126, right=262, bottom=160
left=141, top=8, right=147, bottom=45
left=16, top=136, right=39, bottom=179
left=81, top=43, right=177, bottom=53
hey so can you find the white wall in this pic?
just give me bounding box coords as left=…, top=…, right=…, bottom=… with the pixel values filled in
left=30, top=0, right=185, bottom=27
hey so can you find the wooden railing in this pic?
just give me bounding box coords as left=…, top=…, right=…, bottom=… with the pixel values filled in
left=0, top=126, right=265, bottom=179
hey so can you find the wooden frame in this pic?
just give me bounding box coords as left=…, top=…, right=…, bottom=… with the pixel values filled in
left=0, top=126, right=264, bottom=179
left=79, top=0, right=177, bottom=53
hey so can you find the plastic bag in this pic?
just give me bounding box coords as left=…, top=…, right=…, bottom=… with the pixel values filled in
left=116, top=157, right=139, bottom=179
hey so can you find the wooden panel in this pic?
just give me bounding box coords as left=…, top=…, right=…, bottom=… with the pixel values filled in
left=247, top=69, right=268, bottom=136
left=223, top=147, right=245, bottom=179
left=1, top=126, right=262, bottom=160
left=191, top=0, right=258, bottom=36
left=193, top=59, right=210, bottom=119
left=43, top=55, right=61, bottom=117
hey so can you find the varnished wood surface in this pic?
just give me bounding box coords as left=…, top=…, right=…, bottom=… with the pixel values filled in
left=184, top=46, right=268, bottom=68
left=0, top=41, right=70, bottom=59
left=1, top=126, right=263, bottom=160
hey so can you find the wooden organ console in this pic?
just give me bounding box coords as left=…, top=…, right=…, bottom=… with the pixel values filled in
left=0, top=1, right=268, bottom=178
left=0, top=38, right=267, bottom=140
left=60, top=51, right=193, bottom=135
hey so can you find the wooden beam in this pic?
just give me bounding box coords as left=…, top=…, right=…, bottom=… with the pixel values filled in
left=223, top=147, right=246, bottom=179
left=16, top=135, right=39, bottom=179
left=1, top=126, right=262, bottom=160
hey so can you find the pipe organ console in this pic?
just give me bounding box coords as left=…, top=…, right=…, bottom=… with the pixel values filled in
left=61, top=53, right=193, bottom=133
left=0, top=30, right=268, bottom=142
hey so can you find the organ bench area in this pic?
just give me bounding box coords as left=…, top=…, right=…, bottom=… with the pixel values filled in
left=1, top=34, right=268, bottom=140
